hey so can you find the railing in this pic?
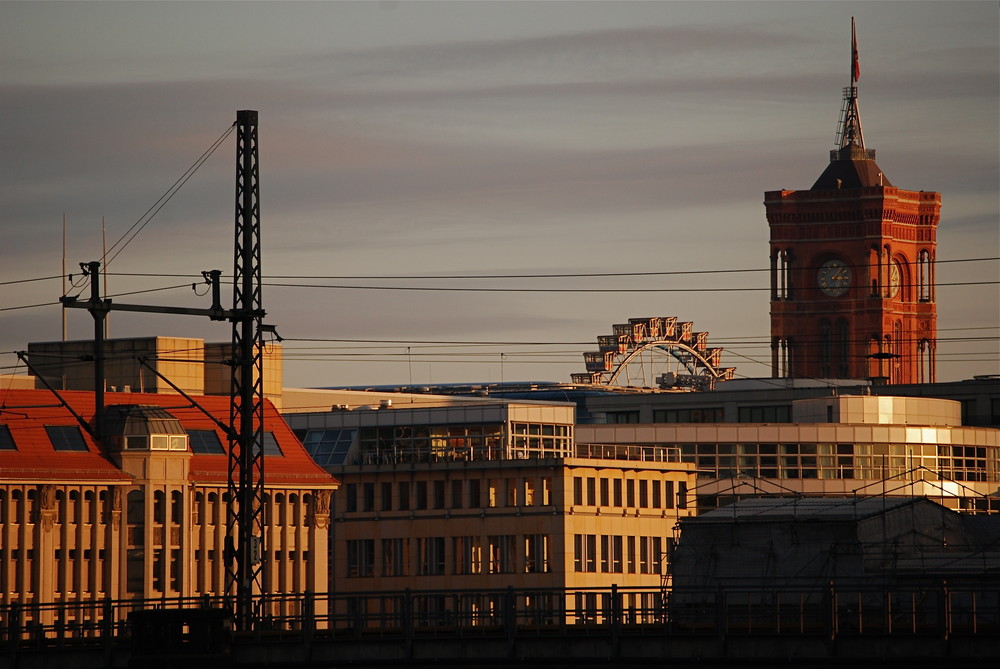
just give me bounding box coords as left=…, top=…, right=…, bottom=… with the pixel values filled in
left=575, top=443, right=681, bottom=463
left=2, top=582, right=998, bottom=651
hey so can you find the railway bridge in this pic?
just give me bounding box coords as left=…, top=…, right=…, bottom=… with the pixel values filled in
left=3, top=584, right=998, bottom=668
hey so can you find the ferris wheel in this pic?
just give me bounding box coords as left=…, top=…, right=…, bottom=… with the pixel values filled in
left=571, top=316, right=736, bottom=390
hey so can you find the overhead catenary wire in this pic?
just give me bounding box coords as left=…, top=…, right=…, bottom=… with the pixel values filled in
left=99, top=122, right=237, bottom=272
left=96, top=256, right=1000, bottom=281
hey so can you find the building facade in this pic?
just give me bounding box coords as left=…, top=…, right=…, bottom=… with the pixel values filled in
left=0, top=388, right=336, bottom=623
left=284, top=399, right=697, bottom=623
left=577, top=393, right=1000, bottom=514
left=25, top=337, right=285, bottom=408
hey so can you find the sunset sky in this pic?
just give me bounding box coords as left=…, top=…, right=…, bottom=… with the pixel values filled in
left=1, top=1, right=997, bottom=389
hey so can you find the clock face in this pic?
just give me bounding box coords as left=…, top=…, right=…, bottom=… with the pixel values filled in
left=817, top=259, right=851, bottom=297
left=888, top=260, right=901, bottom=298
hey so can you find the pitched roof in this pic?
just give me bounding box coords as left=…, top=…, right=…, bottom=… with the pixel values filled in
left=0, top=388, right=337, bottom=488
left=811, top=146, right=892, bottom=190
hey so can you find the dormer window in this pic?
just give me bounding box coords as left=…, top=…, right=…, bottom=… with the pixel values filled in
left=104, top=405, right=188, bottom=453
left=124, top=434, right=189, bottom=451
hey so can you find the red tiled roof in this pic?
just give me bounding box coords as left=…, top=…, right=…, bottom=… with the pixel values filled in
left=0, top=389, right=337, bottom=488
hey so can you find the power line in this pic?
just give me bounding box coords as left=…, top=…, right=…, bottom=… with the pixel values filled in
left=100, top=122, right=237, bottom=270
left=3, top=256, right=993, bottom=286
left=101, top=256, right=1000, bottom=281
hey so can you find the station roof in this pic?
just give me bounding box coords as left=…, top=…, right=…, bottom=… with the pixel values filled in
left=690, top=496, right=927, bottom=523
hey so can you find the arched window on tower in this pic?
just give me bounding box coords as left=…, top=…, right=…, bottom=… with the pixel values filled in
left=882, top=244, right=892, bottom=298
left=781, top=249, right=795, bottom=300
left=869, top=246, right=881, bottom=296
left=770, top=249, right=779, bottom=300
left=918, top=249, right=933, bottom=302
left=772, top=249, right=793, bottom=300
left=837, top=318, right=851, bottom=377
left=819, top=320, right=832, bottom=378
left=918, top=338, right=936, bottom=384
left=772, top=336, right=794, bottom=378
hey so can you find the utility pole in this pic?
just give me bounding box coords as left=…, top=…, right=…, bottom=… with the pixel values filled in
left=60, top=110, right=268, bottom=630
left=227, top=109, right=266, bottom=629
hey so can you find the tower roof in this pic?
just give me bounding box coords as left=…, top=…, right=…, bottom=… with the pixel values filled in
left=811, top=145, right=892, bottom=190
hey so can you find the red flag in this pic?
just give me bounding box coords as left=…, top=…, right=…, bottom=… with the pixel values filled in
left=852, top=18, right=860, bottom=82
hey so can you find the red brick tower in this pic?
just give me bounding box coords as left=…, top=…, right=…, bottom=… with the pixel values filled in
left=766, top=20, right=939, bottom=384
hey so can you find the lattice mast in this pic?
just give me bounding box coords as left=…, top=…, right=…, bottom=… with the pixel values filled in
left=226, top=110, right=266, bottom=630
left=834, top=17, right=865, bottom=154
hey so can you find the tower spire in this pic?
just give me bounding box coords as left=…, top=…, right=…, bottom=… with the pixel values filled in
left=835, top=17, right=866, bottom=154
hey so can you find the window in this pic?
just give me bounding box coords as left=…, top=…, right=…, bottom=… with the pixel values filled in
left=433, top=480, right=445, bottom=509
left=586, top=477, right=596, bottom=506
left=738, top=405, right=792, bottom=423
left=489, top=479, right=499, bottom=507
left=639, top=537, right=664, bottom=574
left=626, top=479, right=635, bottom=508
left=398, top=482, right=410, bottom=511
left=126, top=549, right=144, bottom=593
left=573, top=477, right=583, bottom=506
left=453, top=536, right=482, bottom=575
left=613, top=479, right=622, bottom=507
left=301, top=429, right=355, bottom=465
left=611, top=536, right=624, bottom=573
left=451, top=480, right=464, bottom=509
left=524, top=535, right=549, bottom=573
left=345, top=484, right=358, bottom=513
left=651, top=481, right=661, bottom=508
left=381, top=538, right=408, bottom=576
left=262, top=432, right=284, bottom=457
left=380, top=482, right=393, bottom=512
left=418, top=537, right=445, bottom=575
left=363, top=483, right=375, bottom=512
left=188, top=429, right=224, bottom=454
left=573, top=534, right=597, bottom=573
left=607, top=411, right=640, bottom=424
left=488, top=535, right=516, bottom=574
left=600, top=535, right=611, bottom=573
left=638, top=480, right=648, bottom=508
left=0, top=425, right=15, bottom=450
left=46, top=426, right=88, bottom=451
left=599, top=478, right=609, bottom=507
left=654, top=407, right=724, bottom=423
left=347, top=539, right=375, bottom=577
left=468, top=479, right=481, bottom=508
left=523, top=478, right=535, bottom=506
left=415, top=481, right=428, bottom=510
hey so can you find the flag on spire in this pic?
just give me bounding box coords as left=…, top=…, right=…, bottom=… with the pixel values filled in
left=852, top=17, right=860, bottom=82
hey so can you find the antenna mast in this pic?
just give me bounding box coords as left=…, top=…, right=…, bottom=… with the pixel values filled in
left=834, top=17, right=867, bottom=155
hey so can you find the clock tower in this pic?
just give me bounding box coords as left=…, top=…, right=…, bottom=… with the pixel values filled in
left=766, top=20, right=940, bottom=385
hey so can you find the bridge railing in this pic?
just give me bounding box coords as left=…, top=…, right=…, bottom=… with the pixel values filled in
left=2, top=582, right=999, bottom=650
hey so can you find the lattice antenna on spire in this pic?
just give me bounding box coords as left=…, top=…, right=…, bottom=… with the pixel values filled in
left=833, top=17, right=870, bottom=160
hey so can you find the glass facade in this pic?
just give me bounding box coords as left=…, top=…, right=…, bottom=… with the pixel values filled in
left=679, top=442, right=997, bottom=482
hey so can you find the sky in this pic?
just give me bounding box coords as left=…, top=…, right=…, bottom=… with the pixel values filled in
left=1, top=1, right=997, bottom=390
